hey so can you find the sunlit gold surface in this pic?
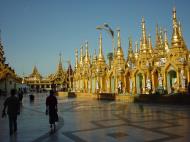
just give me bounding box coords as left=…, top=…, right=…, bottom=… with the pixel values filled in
left=73, top=8, right=190, bottom=95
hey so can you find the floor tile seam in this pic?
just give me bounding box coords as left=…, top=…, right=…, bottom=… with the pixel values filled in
left=127, top=123, right=183, bottom=139
left=31, top=116, right=65, bottom=142
left=112, top=113, right=190, bottom=123
left=62, top=123, right=130, bottom=134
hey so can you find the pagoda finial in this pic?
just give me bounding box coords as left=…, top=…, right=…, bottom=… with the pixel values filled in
left=75, top=48, right=79, bottom=69
left=117, top=28, right=121, bottom=48
left=116, top=28, right=124, bottom=57
left=59, top=52, right=62, bottom=63
left=141, top=17, right=148, bottom=51
left=98, top=33, right=104, bottom=62
left=129, top=36, right=132, bottom=49
left=148, top=34, right=153, bottom=53
left=93, top=49, right=97, bottom=64
left=84, top=41, right=90, bottom=64
left=57, top=52, right=63, bottom=73
left=171, top=7, right=181, bottom=48
left=178, top=21, right=186, bottom=48
left=155, top=24, right=160, bottom=48
left=164, top=29, right=169, bottom=52
left=178, top=21, right=182, bottom=37
left=134, top=41, right=139, bottom=60
left=139, top=37, right=142, bottom=52
left=79, top=45, right=83, bottom=66
left=0, top=29, right=1, bottom=43
left=172, top=6, right=177, bottom=28
left=159, top=27, right=163, bottom=48
left=128, top=37, right=133, bottom=59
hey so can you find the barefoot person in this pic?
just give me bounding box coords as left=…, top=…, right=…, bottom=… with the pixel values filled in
left=2, top=89, right=20, bottom=135
left=46, top=90, right=58, bottom=131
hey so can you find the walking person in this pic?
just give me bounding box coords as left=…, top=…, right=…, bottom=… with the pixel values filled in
left=2, top=89, right=20, bottom=135
left=46, top=90, right=58, bottom=131
left=18, top=88, right=23, bottom=103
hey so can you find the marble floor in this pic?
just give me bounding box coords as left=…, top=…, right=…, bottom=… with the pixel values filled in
left=0, top=93, right=190, bottom=142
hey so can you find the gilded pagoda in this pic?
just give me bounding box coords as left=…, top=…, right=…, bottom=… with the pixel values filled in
left=24, top=54, right=73, bottom=92
left=0, top=35, right=21, bottom=95
left=73, top=8, right=190, bottom=95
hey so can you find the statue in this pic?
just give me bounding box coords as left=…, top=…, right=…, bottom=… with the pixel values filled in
left=158, top=74, right=163, bottom=87
left=181, top=69, right=186, bottom=89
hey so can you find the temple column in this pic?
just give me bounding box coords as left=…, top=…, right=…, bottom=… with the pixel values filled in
left=163, top=71, right=167, bottom=90
left=151, top=72, right=155, bottom=93
left=177, top=68, right=180, bottom=91
left=142, top=74, right=146, bottom=94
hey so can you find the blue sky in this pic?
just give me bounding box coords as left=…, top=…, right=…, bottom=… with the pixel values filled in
left=0, top=0, right=190, bottom=76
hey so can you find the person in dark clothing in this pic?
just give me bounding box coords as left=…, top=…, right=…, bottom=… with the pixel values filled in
left=2, top=89, right=20, bottom=135
left=46, top=90, right=58, bottom=131
left=18, top=89, right=23, bottom=103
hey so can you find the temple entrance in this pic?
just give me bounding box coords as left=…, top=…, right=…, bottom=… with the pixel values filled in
left=125, top=72, right=130, bottom=93
left=167, top=70, right=177, bottom=93
left=136, top=73, right=143, bottom=94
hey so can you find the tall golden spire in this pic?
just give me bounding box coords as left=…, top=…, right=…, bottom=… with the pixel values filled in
left=155, top=24, right=160, bottom=48
left=178, top=21, right=186, bottom=48
left=128, top=37, right=133, bottom=59
left=0, top=30, right=5, bottom=63
left=159, top=27, right=164, bottom=48
left=98, top=33, right=105, bottom=62
left=0, top=29, right=1, bottom=44
left=93, top=49, right=97, bottom=64
left=57, top=52, right=63, bottom=73
left=164, top=29, right=169, bottom=52
left=30, top=65, right=41, bottom=78
left=79, top=45, right=83, bottom=66
left=171, top=7, right=181, bottom=48
left=116, top=28, right=124, bottom=57
left=134, top=41, right=139, bottom=60
left=139, top=37, right=143, bottom=53
left=141, top=17, right=148, bottom=52
left=148, top=34, right=153, bottom=53
left=75, top=48, right=79, bottom=69
left=84, top=41, right=90, bottom=64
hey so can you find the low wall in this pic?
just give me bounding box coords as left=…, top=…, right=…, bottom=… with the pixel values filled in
left=70, top=92, right=135, bottom=102
left=116, top=95, right=135, bottom=102
left=134, top=93, right=190, bottom=104
left=57, top=92, right=68, bottom=97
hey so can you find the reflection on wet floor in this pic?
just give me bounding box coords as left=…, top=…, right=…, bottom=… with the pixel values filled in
left=1, top=93, right=190, bottom=142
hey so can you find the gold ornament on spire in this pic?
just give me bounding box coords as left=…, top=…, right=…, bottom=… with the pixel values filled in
left=98, top=33, right=105, bottom=62
left=84, top=41, right=90, bottom=64
left=116, top=28, right=124, bottom=57
left=134, top=41, right=139, bottom=60
left=128, top=37, right=133, bottom=59
left=178, top=21, right=186, bottom=48
left=164, top=29, right=169, bottom=53
left=148, top=34, right=153, bottom=53
left=141, top=17, right=147, bottom=51
left=171, top=7, right=181, bottom=48
left=79, top=45, right=83, bottom=66
left=75, top=49, right=79, bottom=69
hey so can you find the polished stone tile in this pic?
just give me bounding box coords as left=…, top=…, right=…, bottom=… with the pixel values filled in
left=1, top=93, right=190, bottom=142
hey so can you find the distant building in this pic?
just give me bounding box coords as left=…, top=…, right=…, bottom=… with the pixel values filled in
left=0, top=37, right=22, bottom=95
left=24, top=54, right=73, bottom=92
left=73, top=8, right=190, bottom=95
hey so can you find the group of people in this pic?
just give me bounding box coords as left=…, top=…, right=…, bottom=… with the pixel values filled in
left=1, top=89, right=58, bottom=135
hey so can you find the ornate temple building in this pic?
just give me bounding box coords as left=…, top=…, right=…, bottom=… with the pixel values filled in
left=24, top=54, right=73, bottom=92
left=73, top=8, right=190, bottom=95
left=0, top=36, right=21, bottom=95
